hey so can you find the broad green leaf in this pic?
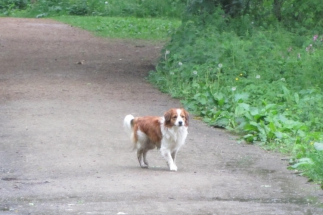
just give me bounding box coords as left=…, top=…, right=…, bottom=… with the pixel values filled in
left=199, top=97, right=207, bottom=105
left=294, top=93, right=300, bottom=104
left=274, top=131, right=283, bottom=139
left=243, top=134, right=255, bottom=143
left=234, top=93, right=249, bottom=102
left=265, top=104, right=276, bottom=111
left=244, top=124, right=258, bottom=132
left=268, top=122, right=276, bottom=132
left=235, top=103, right=249, bottom=116
left=216, top=117, right=229, bottom=127
left=314, top=142, right=323, bottom=151
left=249, top=107, right=259, bottom=116
left=213, top=93, right=225, bottom=106
left=282, top=85, right=290, bottom=95
left=291, top=158, right=313, bottom=168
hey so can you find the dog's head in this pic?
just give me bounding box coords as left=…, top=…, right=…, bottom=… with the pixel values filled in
left=164, top=108, right=189, bottom=127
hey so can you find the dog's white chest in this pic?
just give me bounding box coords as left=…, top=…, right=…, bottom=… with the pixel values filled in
left=162, top=126, right=188, bottom=145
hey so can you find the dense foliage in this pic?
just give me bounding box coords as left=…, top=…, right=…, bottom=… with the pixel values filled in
left=185, top=0, right=323, bottom=29
left=0, top=0, right=187, bottom=18
left=149, top=1, right=323, bottom=183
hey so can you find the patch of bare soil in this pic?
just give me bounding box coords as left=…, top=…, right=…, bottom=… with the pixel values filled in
left=0, top=18, right=322, bottom=214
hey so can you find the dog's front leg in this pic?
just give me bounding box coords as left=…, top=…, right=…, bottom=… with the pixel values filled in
left=160, top=147, right=177, bottom=171
left=171, top=150, right=177, bottom=165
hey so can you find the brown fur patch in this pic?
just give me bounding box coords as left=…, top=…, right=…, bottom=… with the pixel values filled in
left=133, top=116, right=163, bottom=148
left=181, top=108, right=189, bottom=126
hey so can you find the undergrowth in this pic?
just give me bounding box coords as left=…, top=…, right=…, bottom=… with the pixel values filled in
left=1, top=0, right=186, bottom=18
left=149, top=9, right=323, bottom=183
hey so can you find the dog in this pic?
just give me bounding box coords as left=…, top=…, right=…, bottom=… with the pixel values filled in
left=123, top=108, right=189, bottom=171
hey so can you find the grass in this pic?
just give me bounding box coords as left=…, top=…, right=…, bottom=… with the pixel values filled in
left=0, top=0, right=182, bottom=40
left=53, top=16, right=181, bottom=40
left=0, top=0, right=186, bottom=19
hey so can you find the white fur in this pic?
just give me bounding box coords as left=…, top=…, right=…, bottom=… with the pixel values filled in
left=173, top=108, right=185, bottom=127
left=160, top=112, right=188, bottom=171
left=123, top=114, right=134, bottom=133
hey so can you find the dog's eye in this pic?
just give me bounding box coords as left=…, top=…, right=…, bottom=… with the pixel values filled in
left=172, top=116, right=177, bottom=119
left=181, top=115, right=185, bottom=118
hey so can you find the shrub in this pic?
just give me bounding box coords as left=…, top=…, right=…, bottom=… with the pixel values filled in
left=0, top=0, right=28, bottom=15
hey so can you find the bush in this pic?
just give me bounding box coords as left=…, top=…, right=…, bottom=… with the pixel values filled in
left=68, top=4, right=89, bottom=15
left=0, top=0, right=28, bottom=15
left=0, top=0, right=27, bottom=10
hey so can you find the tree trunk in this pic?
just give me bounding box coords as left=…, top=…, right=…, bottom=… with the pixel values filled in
left=273, top=0, right=283, bottom=21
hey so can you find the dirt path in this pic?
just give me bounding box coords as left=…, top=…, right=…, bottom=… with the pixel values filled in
left=0, top=18, right=322, bottom=215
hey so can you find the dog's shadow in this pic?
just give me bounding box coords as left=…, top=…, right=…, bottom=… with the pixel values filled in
left=124, top=165, right=175, bottom=172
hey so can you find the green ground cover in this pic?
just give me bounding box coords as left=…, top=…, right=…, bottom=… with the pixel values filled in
left=53, top=16, right=180, bottom=40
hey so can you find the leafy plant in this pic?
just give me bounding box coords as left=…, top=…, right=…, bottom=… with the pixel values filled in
left=0, top=0, right=28, bottom=16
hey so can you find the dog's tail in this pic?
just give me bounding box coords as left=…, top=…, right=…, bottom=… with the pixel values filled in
left=123, top=114, right=134, bottom=135
left=123, top=115, right=136, bottom=150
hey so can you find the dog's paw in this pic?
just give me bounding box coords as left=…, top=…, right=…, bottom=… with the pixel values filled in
left=140, top=164, right=149, bottom=168
left=169, top=164, right=178, bottom=172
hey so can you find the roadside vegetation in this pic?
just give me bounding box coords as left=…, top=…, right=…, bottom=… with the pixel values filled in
left=2, top=0, right=323, bottom=185
left=149, top=0, right=323, bottom=184
left=53, top=16, right=180, bottom=40
left=0, top=0, right=182, bottom=40
left=0, top=0, right=185, bottom=18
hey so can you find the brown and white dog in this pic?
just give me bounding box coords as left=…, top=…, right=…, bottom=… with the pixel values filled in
left=123, top=108, right=189, bottom=171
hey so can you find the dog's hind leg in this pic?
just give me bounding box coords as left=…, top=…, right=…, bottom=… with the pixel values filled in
left=137, top=148, right=148, bottom=168
left=142, top=149, right=149, bottom=167
left=143, top=142, right=156, bottom=167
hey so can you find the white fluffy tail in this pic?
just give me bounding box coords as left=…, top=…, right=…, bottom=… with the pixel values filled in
left=123, top=114, right=134, bottom=134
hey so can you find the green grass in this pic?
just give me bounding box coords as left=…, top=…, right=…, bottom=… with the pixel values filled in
left=53, top=16, right=181, bottom=40
left=0, top=0, right=186, bottom=19
left=0, top=0, right=183, bottom=41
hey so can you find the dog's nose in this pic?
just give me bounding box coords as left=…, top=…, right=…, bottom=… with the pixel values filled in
left=178, top=121, right=183, bottom=126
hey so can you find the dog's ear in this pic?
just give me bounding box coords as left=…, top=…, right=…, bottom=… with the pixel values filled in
left=182, top=109, right=189, bottom=126
left=164, top=109, right=172, bottom=125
